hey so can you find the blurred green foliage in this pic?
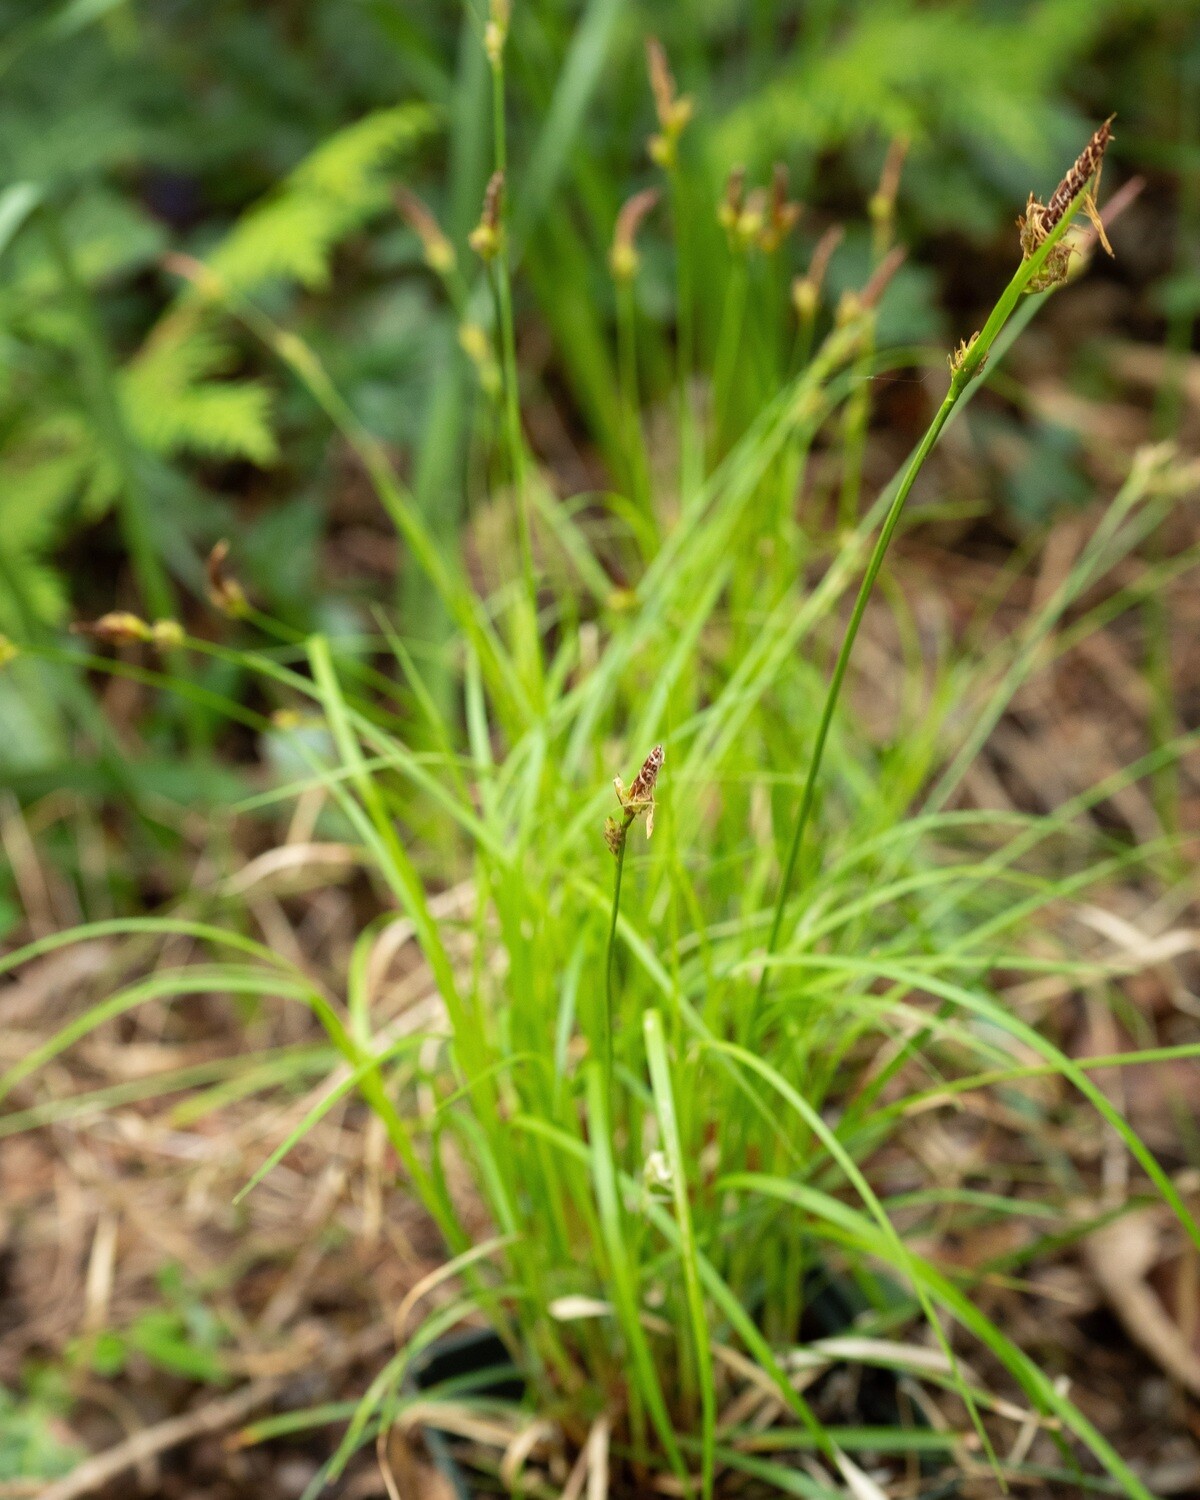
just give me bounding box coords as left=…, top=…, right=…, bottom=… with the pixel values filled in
left=75, top=1262, right=231, bottom=1385
left=0, top=0, right=1196, bottom=788
left=0, top=1370, right=82, bottom=1481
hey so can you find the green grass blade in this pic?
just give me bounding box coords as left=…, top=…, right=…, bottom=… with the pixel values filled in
left=643, top=1010, right=716, bottom=1500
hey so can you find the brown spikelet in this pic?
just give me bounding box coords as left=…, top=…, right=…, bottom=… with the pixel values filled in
left=644, top=37, right=693, bottom=168
left=760, top=163, right=802, bottom=253
left=481, top=169, right=504, bottom=226
left=1017, top=116, right=1116, bottom=292
left=718, top=165, right=747, bottom=232
left=808, top=225, right=844, bottom=290
left=791, top=224, right=844, bottom=321
left=207, top=540, right=247, bottom=616
left=395, top=187, right=455, bottom=275
left=606, top=744, right=664, bottom=853
left=876, top=136, right=909, bottom=210
left=1042, top=115, right=1114, bottom=236
left=468, top=171, right=505, bottom=261
left=861, top=246, right=907, bottom=309
left=628, top=744, right=664, bottom=804
left=71, top=610, right=180, bottom=649
left=71, top=612, right=151, bottom=646
left=645, top=37, right=675, bottom=127
left=610, top=187, right=660, bottom=280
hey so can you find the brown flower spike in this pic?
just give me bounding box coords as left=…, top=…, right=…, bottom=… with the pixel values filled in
left=604, top=744, right=664, bottom=855
left=646, top=38, right=693, bottom=168
left=207, top=540, right=248, bottom=617
left=395, top=187, right=456, bottom=277
left=759, top=163, right=803, bottom=254
left=72, top=614, right=183, bottom=650
left=1018, top=116, right=1115, bottom=293
left=610, top=188, right=660, bottom=282
left=469, top=171, right=505, bottom=263
left=72, top=612, right=152, bottom=645
left=792, top=223, right=844, bottom=322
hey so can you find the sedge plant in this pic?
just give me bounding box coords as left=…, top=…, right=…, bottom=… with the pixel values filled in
left=6, top=75, right=1200, bottom=1500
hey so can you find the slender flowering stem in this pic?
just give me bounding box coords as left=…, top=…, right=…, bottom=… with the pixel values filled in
left=611, top=189, right=658, bottom=534
left=670, top=165, right=700, bottom=501
left=616, top=277, right=651, bottom=524
left=755, top=168, right=1103, bottom=1009
left=603, top=825, right=629, bottom=1114
left=483, top=20, right=540, bottom=683
left=602, top=745, right=663, bottom=1115
left=646, top=38, right=698, bottom=499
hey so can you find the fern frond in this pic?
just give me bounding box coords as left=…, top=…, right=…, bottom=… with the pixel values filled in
left=119, top=104, right=436, bottom=468
left=208, top=194, right=357, bottom=294
left=123, top=319, right=278, bottom=464
left=293, top=104, right=435, bottom=205
left=718, top=0, right=1127, bottom=181
left=0, top=412, right=99, bottom=547
left=0, top=551, right=68, bottom=630
left=127, top=376, right=278, bottom=465
left=0, top=413, right=99, bottom=628
left=208, top=103, right=436, bottom=295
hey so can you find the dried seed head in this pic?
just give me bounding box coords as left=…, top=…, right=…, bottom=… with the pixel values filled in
left=792, top=223, right=844, bottom=321
left=646, top=37, right=675, bottom=126
left=610, top=187, right=660, bottom=281
left=860, top=245, right=906, bottom=310
left=606, top=744, right=665, bottom=853
left=395, top=187, right=456, bottom=277
left=1043, top=115, right=1114, bottom=236
left=645, top=37, right=693, bottom=168
left=1018, top=116, right=1115, bottom=293
left=79, top=616, right=185, bottom=652
left=719, top=169, right=772, bottom=252
left=808, top=223, right=844, bottom=288
left=627, top=743, right=664, bottom=804
left=837, top=247, right=905, bottom=328
left=469, top=171, right=505, bottom=262
left=72, top=611, right=152, bottom=646
left=206, top=540, right=248, bottom=617
left=759, top=162, right=802, bottom=253
left=868, top=136, right=909, bottom=231
left=717, top=165, right=746, bottom=235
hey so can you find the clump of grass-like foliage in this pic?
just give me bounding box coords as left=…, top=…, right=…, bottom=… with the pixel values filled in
left=5, top=28, right=1200, bottom=1500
